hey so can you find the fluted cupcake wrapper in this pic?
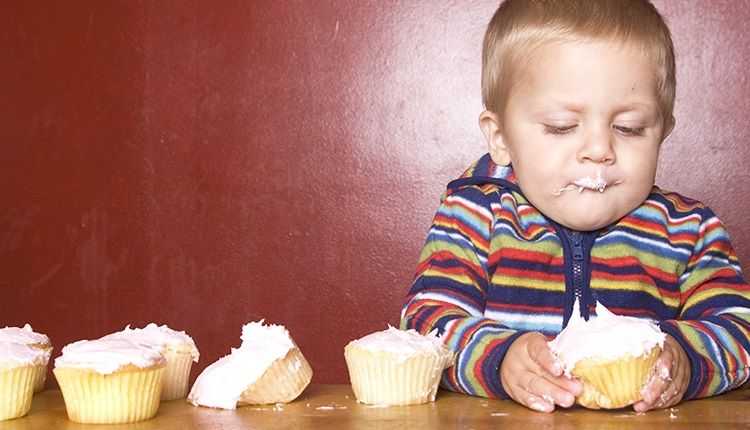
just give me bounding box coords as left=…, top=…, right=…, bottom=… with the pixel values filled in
left=573, top=346, right=661, bottom=409
left=0, top=365, right=35, bottom=421
left=53, top=365, right=164, bottom=424
left=239, top=347, right=313, bottom=405
left=32, top=345, right=52, bottom=393
left=160, top=349, right=194, bottom=401
left=32, top=363, right=48, bottom=393
left=345, top=346, right=453, bottom=406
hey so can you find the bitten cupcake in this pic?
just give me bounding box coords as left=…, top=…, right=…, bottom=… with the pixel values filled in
left=0, top=342, right=47, bottom=421
left=188, top=321, right=313, bottom=409
left=548, top=300, right=665, bottom=409
left=344, top=326, right=454, bottom=406
left=0, top=324, right=52, bottom=392
left=102, top=323, right=199, bottom=400
left=53, top=338, right=166, bottom=424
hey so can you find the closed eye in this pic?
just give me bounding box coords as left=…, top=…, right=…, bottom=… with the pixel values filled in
left=543, top=124, right=577, bottom=135
left=613, top=125, right=645, bottom=136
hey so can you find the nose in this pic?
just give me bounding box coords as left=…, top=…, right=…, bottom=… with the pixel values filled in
left=577, top=126, right=615, bottom=164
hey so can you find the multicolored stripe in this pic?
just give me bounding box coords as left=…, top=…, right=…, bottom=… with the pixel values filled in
left=400, top=153, right=750, bottom=400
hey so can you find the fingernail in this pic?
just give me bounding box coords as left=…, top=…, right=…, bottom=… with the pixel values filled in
left=530, top=401, right=552, bottom=412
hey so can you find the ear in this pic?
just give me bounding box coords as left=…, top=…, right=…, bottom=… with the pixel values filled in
left=479, top=110, right=511, bottom=165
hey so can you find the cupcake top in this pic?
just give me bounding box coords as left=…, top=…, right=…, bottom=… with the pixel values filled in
left=0, top=341, right=48, bottom=368
left=0, top=324, right=50, bottom=347
left=188, top=320, right=296, bottom=409
left=54, top=338, right=166, bottom=374
left=548, top=300, right=665, bottom=374
left=347, top=326, right=449, bottom=359
left=102, top=323, right=199, bottom=362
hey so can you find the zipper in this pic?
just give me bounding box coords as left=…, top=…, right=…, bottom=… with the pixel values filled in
left=557, top=226, right=595, bottom=325
left=570, top=230, right=584, bottom=302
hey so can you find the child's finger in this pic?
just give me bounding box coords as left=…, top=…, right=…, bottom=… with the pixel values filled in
left=635, top=351, right=674, bottom=411
left=639, top=363, right=671, bottom=405
left=548, top=373, right=583, bottom=397
left=526, top=333, right=563, bottom=376
left=520, top=372, right=577, bottom=408
left=522, top=391, right=555, bottom=413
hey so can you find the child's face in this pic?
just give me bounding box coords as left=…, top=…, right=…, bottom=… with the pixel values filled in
left=492, top=40, right=669, bottom=231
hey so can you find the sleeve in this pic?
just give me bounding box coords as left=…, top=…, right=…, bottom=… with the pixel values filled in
left=399, top=187, right=525, bottom=399
left=658, top=207, right=750, bottom=399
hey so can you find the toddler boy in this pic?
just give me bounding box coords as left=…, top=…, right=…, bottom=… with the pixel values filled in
left=401, top=0, right=750, bottom=413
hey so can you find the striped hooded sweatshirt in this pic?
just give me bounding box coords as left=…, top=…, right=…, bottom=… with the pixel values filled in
left=401, top=153, right=750, bottom=400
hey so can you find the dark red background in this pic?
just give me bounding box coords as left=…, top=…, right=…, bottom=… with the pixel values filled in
left=1, top=1, right=748, bottom=386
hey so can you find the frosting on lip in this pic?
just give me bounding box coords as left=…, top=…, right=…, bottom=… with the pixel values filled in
left=54, top=338, right=166, bottom=374
left=187, top=320, right=296, bottom=410
left=101, top=323, right=199, bottom=362
left=0, top=341, right=49, bottom=367
left=548, top=300, right=665, bottom=375
left=553, top=168, right=623, bottom=195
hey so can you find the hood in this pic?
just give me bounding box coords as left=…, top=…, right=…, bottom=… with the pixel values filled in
left=446, top=153, right=522, bottom=195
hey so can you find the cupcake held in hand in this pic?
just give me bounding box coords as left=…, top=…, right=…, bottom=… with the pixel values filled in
left=102, top=323, right=199, bottom=400
left=53, top=338, right=166, bottom=424
left=548, top=300, right=665, bottom=409
left=344, top=326, right=454, bottom=406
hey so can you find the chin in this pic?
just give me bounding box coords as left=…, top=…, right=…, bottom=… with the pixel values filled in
left=556, top=212, right=618, bottom=232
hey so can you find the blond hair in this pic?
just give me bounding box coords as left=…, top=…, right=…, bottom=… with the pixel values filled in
left=482, top=0, right=675, bottom=122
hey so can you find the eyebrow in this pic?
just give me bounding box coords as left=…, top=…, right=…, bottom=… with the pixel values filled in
left=614, top=102, right=659, bottom=114
left=530, top=100, right=659, bottom=117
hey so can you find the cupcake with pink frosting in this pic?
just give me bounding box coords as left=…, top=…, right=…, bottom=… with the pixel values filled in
left=548, top=300, right=665, bottom=409
left=0, top=324, right=52, bottom=392
left=0, top=341, right=48, bottom=421
left=188, top=321, right=312, bottom=409
left=102, top=323, right=199, bottom=400
left=53, top=338, right=166, bottom=423
left=344, top=326, right=454, bottom=406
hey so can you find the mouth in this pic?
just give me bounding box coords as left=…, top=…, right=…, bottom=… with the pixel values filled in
left=552, top=171, right=623, bottom=195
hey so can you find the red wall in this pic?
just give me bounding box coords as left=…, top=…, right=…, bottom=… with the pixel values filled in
left=2, top=1, right=748, bottom=385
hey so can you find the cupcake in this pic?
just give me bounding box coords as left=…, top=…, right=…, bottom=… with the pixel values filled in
left=53, top=338, right=166, bottom=423
left=548, top=300, right=665, bottom=409
left=0, top=324, right=52, bottom=392
left=102, top=323, right=199, bottom=400
left=344, top=326, right=454, bottom=406
left=188, top=321, right=312, bottom=409
left=0, top=342, right=47, bottom=421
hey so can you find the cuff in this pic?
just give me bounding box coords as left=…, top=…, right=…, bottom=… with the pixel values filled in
left=658, top=320, right=705, bottom=400
left=482, top=331, right=527, bottom=399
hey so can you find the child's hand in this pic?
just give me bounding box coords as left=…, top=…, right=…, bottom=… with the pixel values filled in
left=633, top=335, right=690, bottom=412
left=500, top=332, right=582, bottom=412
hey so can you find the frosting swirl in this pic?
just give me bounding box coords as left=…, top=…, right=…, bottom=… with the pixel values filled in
left=0, top=324, right=50, bottom=346
left=548, top=300, right=665, bottom=374
left=348, top=326, right=449, bottom=360
left=102, top=323, right=199, bottom=361
left=0, top=341, right=48, bottom=367
left=55, top=338, right=166, bottom=374
left=188, top=320, right=295, bottom=409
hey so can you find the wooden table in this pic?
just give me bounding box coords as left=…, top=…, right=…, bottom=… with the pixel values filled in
left=1, top=384, right=748, bottom=429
